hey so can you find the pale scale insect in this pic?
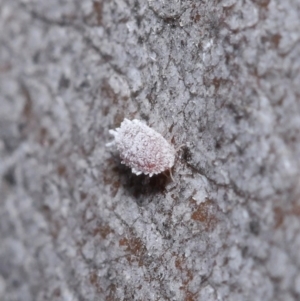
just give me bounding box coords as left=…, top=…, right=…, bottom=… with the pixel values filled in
left=106, top=118, right=176, bottom=178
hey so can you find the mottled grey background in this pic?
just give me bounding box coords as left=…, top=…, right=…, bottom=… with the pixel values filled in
left=1, top=0, right=300, bottom=300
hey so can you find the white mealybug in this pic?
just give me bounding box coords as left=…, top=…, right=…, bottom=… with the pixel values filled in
left=106, top=118, right=176, bottom=177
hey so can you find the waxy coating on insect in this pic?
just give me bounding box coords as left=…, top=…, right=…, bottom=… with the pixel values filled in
left=106, top=119, right=176, bottom=177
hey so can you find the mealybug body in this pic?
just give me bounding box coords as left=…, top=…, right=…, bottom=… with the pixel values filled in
left=106, top=119, right=175, bottom=177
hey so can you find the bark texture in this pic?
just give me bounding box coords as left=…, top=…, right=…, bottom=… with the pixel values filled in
left=1, top=0, right=300, bottom=300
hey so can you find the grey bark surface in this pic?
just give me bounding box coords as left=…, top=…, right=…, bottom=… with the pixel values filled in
left=1, top=0, right=300, bottom=300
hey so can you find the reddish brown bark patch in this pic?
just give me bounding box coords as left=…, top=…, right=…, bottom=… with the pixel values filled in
left=191, top=199, right=217, bottom=230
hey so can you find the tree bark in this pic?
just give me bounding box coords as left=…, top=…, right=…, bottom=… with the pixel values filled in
left=0, top=0, right=300, bottom=300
